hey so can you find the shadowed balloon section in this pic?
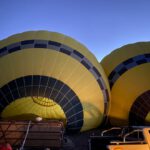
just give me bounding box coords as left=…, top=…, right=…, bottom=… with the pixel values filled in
left=101, top=42, right=150, bottom=127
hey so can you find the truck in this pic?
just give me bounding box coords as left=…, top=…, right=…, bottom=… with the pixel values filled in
left=108, top=127, right=150, bottom=150
left=89, top=127, right=150, bottom=150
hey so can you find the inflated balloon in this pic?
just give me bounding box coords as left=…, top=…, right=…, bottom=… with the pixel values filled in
left=101, top=42, right=150, bottom=126
left=0, top=31, right=110, bottom=132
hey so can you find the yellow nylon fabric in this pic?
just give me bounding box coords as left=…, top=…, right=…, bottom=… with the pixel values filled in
left=110, top=63, right=150, bottom=125
left=101, top=42, right=150, bottom=125
left=0, top=31, right=110, bottom=132
left=0, top=49, right=104, bottom=131
left=101, top=42, right=150, bottom=76
left=2, top=97, right=66, bottom=120
left=0, top=31, right=109, bottom=88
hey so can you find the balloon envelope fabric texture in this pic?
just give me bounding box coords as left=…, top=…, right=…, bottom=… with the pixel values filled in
left=101, top=42, right=150, bottom=126
left=0, top=31, right=110, bottom=132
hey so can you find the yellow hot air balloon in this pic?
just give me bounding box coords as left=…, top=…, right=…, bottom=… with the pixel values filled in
left=101, top=42, right=150, bottom=126
left=0, top=31, right=110, bottom=132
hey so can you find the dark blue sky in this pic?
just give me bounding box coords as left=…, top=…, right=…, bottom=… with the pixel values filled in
left=1, top=0, right=150, bottom=60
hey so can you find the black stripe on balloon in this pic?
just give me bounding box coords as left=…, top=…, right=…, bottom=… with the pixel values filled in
left=0, top=39, right=109, bottom=115
left=0, top=75, right=83, bottom=132
left=129, top=90, right=150, bottom=125
left=108, top=54, right=150, bottom=89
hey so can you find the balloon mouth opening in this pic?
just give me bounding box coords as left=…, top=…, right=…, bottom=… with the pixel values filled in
left=1, top=97, right=66, bottom=121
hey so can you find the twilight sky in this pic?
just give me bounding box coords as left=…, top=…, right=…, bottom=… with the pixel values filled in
left=0, top=0, right=150, bottom=60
